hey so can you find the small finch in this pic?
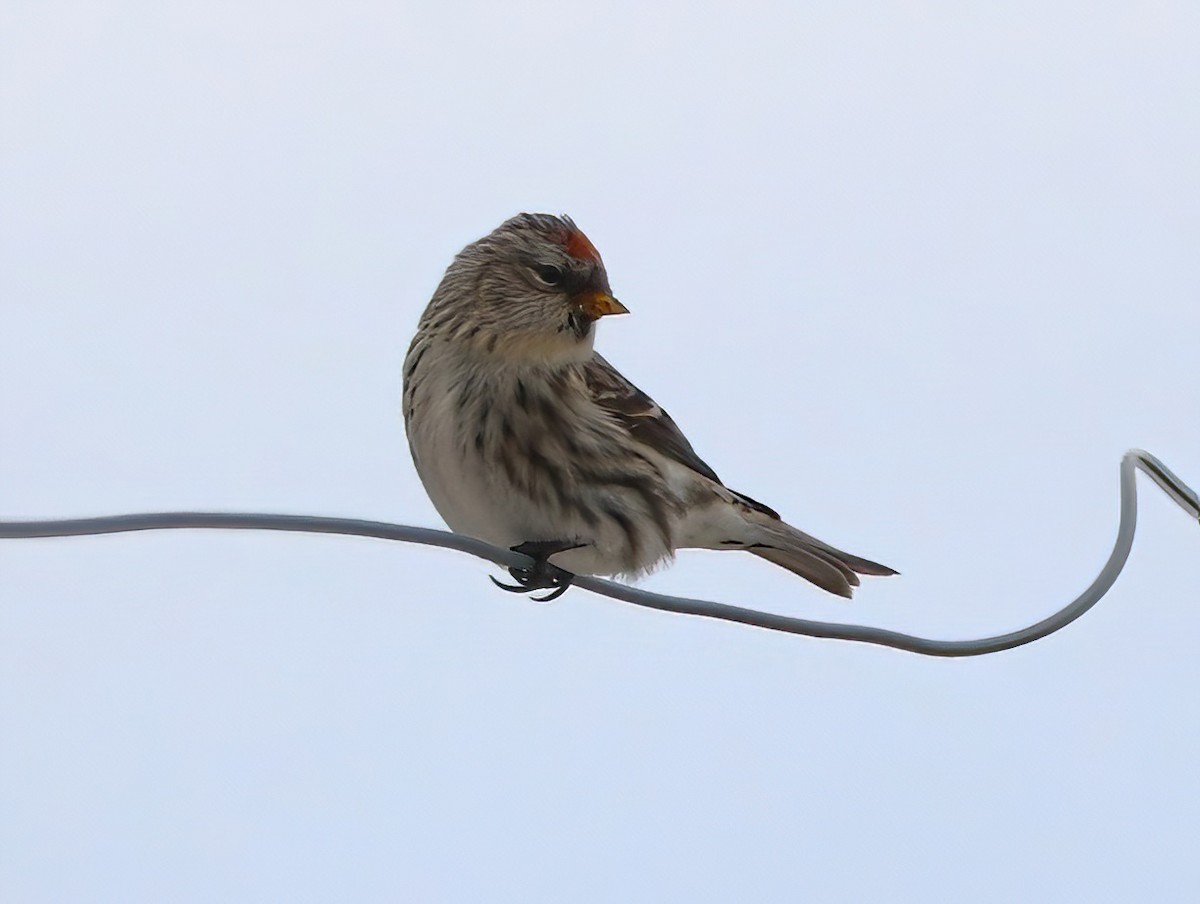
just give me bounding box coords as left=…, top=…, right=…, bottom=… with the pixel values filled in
left=403, top=213, right=896, bottom=599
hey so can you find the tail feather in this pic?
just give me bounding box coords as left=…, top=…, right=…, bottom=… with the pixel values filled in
left=784, top=525, right=899, bottom=578
left=751, top=546, right=858, bottom=598
left=748, top=519, right=897, bottom=598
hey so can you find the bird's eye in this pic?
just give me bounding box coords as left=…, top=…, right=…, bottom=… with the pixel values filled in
left=534, top=264, right=564, bottom=286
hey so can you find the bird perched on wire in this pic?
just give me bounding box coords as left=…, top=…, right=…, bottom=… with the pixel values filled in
left=403, top=213, right=895, bottom=600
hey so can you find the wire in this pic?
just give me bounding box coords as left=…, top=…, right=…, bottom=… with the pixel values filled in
left=2, top=450, right=1196, bottom=656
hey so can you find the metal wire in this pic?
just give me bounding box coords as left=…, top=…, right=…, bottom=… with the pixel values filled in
left=2, top=449, right=1196, bottom=656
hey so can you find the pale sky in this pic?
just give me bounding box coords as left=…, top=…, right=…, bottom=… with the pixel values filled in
left=2, top=2, right=1198, bottom=901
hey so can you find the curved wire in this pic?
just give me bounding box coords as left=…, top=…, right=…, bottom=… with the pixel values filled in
left=1, top=450, right=1196, bottom=656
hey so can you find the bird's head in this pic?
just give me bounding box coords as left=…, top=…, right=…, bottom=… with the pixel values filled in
left=425, top=213, right=628, bottom=364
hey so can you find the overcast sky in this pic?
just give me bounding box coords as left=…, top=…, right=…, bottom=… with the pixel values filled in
left=2, top=2, right=1198, bottom=901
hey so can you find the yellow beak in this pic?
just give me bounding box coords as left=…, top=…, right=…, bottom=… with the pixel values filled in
left=576, top=291, right=629, bottom=319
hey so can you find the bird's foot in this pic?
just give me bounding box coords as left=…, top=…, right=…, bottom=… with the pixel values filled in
left=490, top=540, right=583, bottom=602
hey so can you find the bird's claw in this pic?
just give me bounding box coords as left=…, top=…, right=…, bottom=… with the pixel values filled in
left=489, top=572, right=573, bottom=602
left=490, top=540, right=582, bottom=602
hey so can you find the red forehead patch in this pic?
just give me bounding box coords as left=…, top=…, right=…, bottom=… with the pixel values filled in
left=564, top=227, right=602, bottom=265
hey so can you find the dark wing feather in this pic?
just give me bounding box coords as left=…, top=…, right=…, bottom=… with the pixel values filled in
left=583, top=355, right=780, bottom=519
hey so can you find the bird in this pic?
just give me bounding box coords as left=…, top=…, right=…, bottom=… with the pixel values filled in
left=403, top=213, right=896, bottom=600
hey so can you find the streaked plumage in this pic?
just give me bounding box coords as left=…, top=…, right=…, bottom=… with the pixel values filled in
left=403, top=213, right=895, bottom=597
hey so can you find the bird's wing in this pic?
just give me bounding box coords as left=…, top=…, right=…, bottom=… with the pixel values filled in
left=583, top=354, right=780, bottom=519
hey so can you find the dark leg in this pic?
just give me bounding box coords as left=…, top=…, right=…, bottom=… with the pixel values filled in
left=490, top=540, right=584, bottom=602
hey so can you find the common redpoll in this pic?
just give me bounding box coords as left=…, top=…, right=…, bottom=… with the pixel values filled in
left=403, top=213, right=895, bottom=599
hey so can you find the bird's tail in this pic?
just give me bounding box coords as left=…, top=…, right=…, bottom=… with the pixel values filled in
left=746, top=516, right=897, bottom=598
